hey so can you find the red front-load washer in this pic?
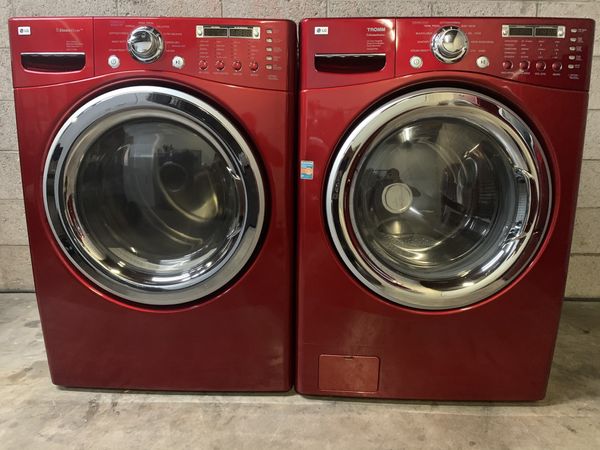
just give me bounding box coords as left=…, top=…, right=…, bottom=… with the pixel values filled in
left=9, top=17, right=295, bottom=391
left=296, top=17, right=594, bottom=400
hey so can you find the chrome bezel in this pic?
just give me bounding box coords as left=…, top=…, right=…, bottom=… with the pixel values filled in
left=127, top=26, right=164, bottom=63
left=325, top=88, right=552, bottom=310
left=44, top=86, right=266, bottom=306
left=431, top=26, right=469, bottom=64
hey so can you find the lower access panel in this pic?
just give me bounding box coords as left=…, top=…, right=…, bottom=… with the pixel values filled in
left=318, top=355, right=380, bottom=393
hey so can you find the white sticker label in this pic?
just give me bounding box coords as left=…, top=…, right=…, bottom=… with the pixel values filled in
left=314, top=26, right=329, bottom=35
left=18, top=26, right=31, bottom=36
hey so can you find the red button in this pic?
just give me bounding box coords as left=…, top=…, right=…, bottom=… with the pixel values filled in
left=552, top=61, right=563, bottom=72
left=232, top=60, right=242, bottom=71
left=519, top=60, right=530, bottom=71
left=199, top=60, right=208, bottom=71
left=502, top=60, right=513, bottom=70
left=249, top=61, right=259, bottom=72
left=535, top=61, right=546, bottom=71
left=216, top=60, right=225, bottom=71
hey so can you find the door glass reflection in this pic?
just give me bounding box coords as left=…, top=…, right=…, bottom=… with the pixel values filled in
left=351, top=117, right=521, bottom=281
left=75, top=118, right=242, bottom=280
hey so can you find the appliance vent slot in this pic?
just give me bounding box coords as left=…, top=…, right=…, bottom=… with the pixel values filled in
left=21, top=52, right=86, bottom=72
left=315, top=53, right=386, bottom=74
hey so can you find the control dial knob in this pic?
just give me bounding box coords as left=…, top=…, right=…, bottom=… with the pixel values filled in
left=431, top=26, right=469, bottom=64
left=127, top=26, right=164, bottom=63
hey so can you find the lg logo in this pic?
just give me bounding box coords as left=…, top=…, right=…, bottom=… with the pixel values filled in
left=314, top=25, right=386, bottom=35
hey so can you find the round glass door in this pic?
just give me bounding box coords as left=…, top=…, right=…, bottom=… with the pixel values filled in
left=326, top=88, right=551, bottom=310
left=45, top=86, right=265, bottom=306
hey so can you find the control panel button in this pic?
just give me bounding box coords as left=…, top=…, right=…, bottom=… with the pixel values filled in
left=519, top=60, right=530, bottom=71
left=409, top=55, right=423, bottom=69
left=249, top=61, right=259, bottom=72
left=108, top=55, right=120, bottom=69
left=216, top=60, right=225, bottom=71
left=535, top=61, right=546, bottom=71
left=552, top=61, right=563, bottom=72
left=199, top=60, right=208, bottom=71
left=127, top=26, right=164, bottom=63
left=476, top=56, right=490, bottom=69
left=232, top=60, right=242, bottom=71
left=172, top=56, right=185, bottom=69
left=502, top=60, right=513, bottom=70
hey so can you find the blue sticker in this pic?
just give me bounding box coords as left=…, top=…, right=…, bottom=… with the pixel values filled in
left=300, top=160, right=314, bottom=180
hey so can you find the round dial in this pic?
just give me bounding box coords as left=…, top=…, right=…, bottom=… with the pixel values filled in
left=127, top=26, right=164, bottom=63
left=431, top=26, right=468, bottom=64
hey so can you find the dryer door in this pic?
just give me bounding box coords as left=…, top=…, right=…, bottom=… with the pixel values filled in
left=45, top=86, right=265, bottom=306
left=326, top=88, right=551, bottom=310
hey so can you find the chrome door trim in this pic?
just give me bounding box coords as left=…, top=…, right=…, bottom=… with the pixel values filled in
left=44, top=85, right=265, bottom=306
left=325, top=88, right=551, bottom=310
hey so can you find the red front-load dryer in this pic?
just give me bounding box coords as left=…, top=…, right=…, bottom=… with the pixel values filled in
left=296, top=17, right=594, bottom=400
left=9, top=17, right=295, bottom=391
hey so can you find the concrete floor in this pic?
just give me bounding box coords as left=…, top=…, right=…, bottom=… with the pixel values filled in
left=0, top=294, right=598, bottom=449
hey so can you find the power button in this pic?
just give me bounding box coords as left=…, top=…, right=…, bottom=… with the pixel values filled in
left=409, top=56, right=423, bottom=69
left=108, top=55, right=120, bottom=69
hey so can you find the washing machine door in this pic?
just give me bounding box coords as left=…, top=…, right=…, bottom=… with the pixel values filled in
left=326, top=88, right=551, bottom=310
left=45, top=86, right=265, bottom=306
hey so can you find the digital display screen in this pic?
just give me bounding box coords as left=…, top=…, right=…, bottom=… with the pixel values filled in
left=509, top=27, right=534, bottom=37
left=503, top=24, right=565, bottom=39
left=229, top=28, right=254, bottom=38
left=203, top=27, right=228, bottom=37
left=197, top=25, right=259, bottom=39
left=535, top=27, right=558, bottom=37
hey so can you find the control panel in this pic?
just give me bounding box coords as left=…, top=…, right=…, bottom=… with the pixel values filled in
left=301, top=18, right=594, bottom=91
left=397, top=18, right=594, bottom=91
left=9, top=17, right=295, bottom=91
left=95, top=18, right=294, bottom=91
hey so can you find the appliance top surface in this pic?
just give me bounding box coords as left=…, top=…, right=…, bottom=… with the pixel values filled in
left=9, top=17, right=296, bottom=91
left=300, top=17, right=595, bottom=91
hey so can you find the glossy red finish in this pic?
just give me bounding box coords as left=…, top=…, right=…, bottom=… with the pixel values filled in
left=9, top=17, right=295, bottom=391
left=302, top=18, right=396, bottom=89
left=9, top=18, right=95, bottom=86
left=93, top=17, right=293, bottom=90
left=301, top=17, right=593, bottom=91
left=296, top=18, right=594, bottom=400
left=395, top=18, right=593, bottom=91
left=11, top=17, right=294, bottom=91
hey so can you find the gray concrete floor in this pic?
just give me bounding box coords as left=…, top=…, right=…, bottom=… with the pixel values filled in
left=0, top=294, right=598, bottom=449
